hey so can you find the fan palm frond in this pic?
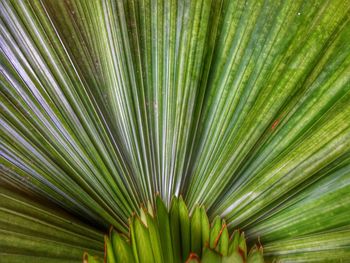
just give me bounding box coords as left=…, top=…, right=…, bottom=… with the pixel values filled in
left=1, top=0, right=350, bottom=262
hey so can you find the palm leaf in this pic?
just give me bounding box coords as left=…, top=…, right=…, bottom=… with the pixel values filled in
left=0, top=185, right=104, bottom=262
left=1, top=0, right=349, bottom=262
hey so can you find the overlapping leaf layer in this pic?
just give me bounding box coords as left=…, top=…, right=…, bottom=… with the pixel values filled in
left=100, top=196, right=263, bottom=263
left=1, top=0, right=350, bottom=262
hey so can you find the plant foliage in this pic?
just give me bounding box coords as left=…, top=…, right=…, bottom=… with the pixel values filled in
left=1, top=0, right=350, bottom=262
left=96, top=196, right=264, bottom=263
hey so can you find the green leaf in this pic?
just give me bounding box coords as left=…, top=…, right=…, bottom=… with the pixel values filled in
left=222, top=251, right=244, bottom=263
left=247, top=246, right=264, bottom=263
left=201, top=248, right=222, bottom=263
left=110, top=230, right=134, bottom=263
left=228, top=230, right=240, bottom=255
left=219, top=223, right=229, bottom=256
left=238, top=232, right=247, bottom=259
left=0, top=187, right=103, bottom=262
left=209, top=216, right=222, bottom=249
left=105, top=235, right=116, bottom=263
left=170, top=197, right=181, bottom=262
left=83, top=252, right=103, bottom=263
left=263, top=228, right=350, bottom=262
left=179, top=196, right=191, bottom=260
left=1, top=0, right=350, bottom=261
left=201, top=206, right=210, bottom=249
left=190, top=205, right=202, bottom=255
left=145, top=213, right=163, bottom=263
left=133, top=217, right=154, bottom=263
left=129, top=217, right=139, bottom=263
left=156, top=195, right=173, bottom=263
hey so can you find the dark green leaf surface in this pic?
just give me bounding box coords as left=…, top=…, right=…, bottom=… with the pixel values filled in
left=0, top=186, right=103, bottom=262
left=101, top=197, right=254, bottom=262
left=1, top=0, right=350, bottom=262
